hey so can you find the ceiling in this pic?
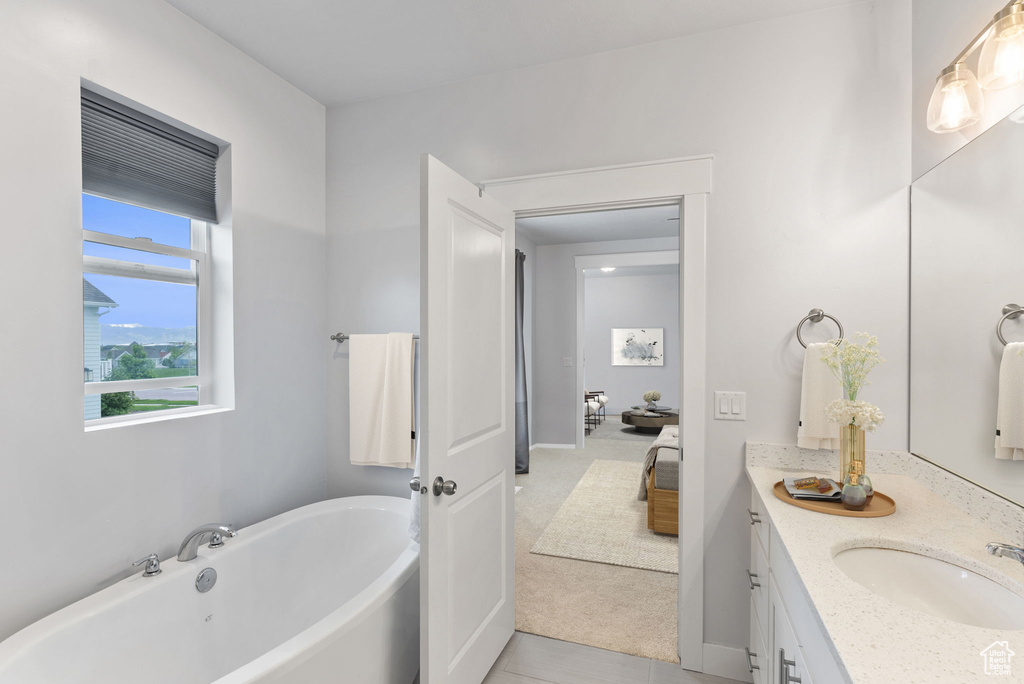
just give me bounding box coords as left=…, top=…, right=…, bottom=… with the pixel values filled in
left=516, top=205, right=679, bottom=246
left=164, top=0, right=861, bottom=106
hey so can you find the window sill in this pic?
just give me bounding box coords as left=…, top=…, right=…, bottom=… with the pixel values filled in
left=84, top=404, right=232, bottom=432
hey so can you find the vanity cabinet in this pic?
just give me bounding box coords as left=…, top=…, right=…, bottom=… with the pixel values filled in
left=747, top=488, right=845, bottom=684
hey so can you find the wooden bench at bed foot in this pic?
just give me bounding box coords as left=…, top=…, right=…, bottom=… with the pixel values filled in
left=647, top=468, right=678, bottom=536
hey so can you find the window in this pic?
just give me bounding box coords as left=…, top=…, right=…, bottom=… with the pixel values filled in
left=81, top=88, right=222, bottom=423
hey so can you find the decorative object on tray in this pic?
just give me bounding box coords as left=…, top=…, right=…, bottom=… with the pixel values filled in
left=612, top=328, right=664, bottom=366
left=820, top=332, right=886, bottom=483
left=772, top=480, right=895, bottom=518
left=840, top=461, right=869, bottom=511
left=783, top=476, right=841, bottom=500
left=643, top=390, right=661, bottom=410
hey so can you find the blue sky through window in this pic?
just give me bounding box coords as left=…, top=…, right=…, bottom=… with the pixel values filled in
left=83, top=194, right=197, bottom=331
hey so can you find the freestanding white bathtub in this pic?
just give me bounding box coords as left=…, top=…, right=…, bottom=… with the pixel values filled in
left=0, top=496, right=420, bottom=684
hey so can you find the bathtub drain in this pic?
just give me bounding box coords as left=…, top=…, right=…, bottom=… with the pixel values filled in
left=196, top=567, right=218, bottom=593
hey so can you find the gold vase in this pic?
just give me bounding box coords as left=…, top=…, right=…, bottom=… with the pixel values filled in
left=839, top=424, right=866, bottom=483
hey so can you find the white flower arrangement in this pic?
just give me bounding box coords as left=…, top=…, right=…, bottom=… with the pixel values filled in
left=820, top=332, right=886, bottom=431
left=819, top=332, right=884, bottom=401
left=643, top=390, right=661, bottom=403
left=825, top=399, right=885, bottom=432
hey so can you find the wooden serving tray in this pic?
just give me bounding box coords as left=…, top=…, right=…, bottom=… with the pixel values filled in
left=772, top=480, right=895, bottom=518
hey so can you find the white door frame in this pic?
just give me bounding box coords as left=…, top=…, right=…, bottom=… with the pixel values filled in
left=574, top=250, right=680, bottom=449
left=484, top=155, right=710, bottom=672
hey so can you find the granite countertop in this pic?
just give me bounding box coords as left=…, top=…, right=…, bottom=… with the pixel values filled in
left=747, top=464, right=1024, bottom=684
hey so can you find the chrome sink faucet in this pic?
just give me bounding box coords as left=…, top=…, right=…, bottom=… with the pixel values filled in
left=177, top=523, right=237, bottom=561
left=987, top=538, right=1024, bottom=567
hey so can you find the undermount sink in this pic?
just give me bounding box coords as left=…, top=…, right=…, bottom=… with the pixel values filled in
left=833, top=547, right=1024, bottom=630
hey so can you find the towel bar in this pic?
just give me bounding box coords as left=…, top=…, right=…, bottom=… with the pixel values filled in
left=330, top=333, right=420, bottom=343
left=996, top=304, right=1023, bottom=346
left=795, top=309, right=844, bottom=348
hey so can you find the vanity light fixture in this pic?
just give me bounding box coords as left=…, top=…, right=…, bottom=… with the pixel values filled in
left=927, top=64, right=984, bottom=133
left=928, top=0, right=1024, bottom=133
left=600, top=267, right=616, bottom=272
left=979, top=3, right=1024, bottom=89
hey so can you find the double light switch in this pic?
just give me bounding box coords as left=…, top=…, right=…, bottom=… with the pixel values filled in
left=714, top=391, right=746, bottom=421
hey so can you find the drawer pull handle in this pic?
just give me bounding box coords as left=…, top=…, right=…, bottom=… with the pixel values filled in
left=747, top=508, right=762, bottom=525
left=745, top=647, right=759, bottom=673
left=746, top=569, right=761, bottom=590
left=779, top=648, right=802, bottom=683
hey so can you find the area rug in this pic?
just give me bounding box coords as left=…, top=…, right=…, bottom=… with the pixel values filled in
left=530, top=459, right=678, bottom=574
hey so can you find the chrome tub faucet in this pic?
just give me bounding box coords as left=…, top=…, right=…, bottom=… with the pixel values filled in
left=177, top=523, right=237, bottom=562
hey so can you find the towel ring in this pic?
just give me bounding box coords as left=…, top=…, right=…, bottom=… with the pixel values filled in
left=996, top=304, right=1024, bottom=346
left=796, top=308, right=844, bottom=349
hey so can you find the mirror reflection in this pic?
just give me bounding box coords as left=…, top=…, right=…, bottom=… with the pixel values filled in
left=911, top=104, right=1024, bottom=505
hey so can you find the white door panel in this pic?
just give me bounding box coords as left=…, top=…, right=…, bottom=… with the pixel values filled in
left=420, top=154, right=515, bottom=684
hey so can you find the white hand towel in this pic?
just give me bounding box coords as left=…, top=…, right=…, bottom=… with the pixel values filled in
left=995, top=342, right=1024, bottom=461
left=797, top=343, right=843, bottom=450
left=350, top=333, right=416, bottom=469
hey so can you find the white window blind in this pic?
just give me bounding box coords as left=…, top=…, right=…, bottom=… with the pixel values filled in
left=81, top=88, right=220, bottom=222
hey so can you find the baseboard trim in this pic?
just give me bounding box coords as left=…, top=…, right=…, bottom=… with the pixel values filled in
left=529, top=443, right=576, bottom=450
left=701, top=643, right=754, bottom=683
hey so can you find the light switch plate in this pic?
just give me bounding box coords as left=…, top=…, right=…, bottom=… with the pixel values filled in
left=562, top=357, right=573, bottom=367
left=714, top=391, right=746, bottom=421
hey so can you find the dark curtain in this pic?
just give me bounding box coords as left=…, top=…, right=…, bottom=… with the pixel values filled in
left=515, top=249, right=530, bottom=473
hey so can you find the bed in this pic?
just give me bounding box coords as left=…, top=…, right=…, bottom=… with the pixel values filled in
left=638, top=425, right=679, bottom=536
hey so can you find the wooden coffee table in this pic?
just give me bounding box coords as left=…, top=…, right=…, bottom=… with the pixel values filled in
left=621, top=409, right=679, bottom=433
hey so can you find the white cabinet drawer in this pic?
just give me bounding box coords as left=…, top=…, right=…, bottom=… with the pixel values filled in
left=771, top=577, right=814, bottom=684
left=749, top=529, right=769, bottom=643
left=770, top=528, right=845, bottom=684
left=748, top=596, right=768, bottom=684
left=749, top=487, right=770, bottom=555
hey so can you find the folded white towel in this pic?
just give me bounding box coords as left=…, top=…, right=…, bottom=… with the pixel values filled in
left=995, top=342, right=1024, bottom=461
left=350, top=333, right=416, bottom=469
left=797, top=343, right=843, bottom=450
left=639, top=426, right=679, bottom=500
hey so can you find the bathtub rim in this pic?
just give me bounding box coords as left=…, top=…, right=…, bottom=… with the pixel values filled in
left=0, top=495, right=419, bottom=681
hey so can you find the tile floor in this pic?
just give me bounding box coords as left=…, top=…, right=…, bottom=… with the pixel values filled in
left=483, top=632, right=746, bottom=684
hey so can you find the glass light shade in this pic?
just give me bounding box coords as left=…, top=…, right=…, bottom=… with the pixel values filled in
left=979, top=8, right=1024, bottom=90
left=926, top=64, right=984, bottom=133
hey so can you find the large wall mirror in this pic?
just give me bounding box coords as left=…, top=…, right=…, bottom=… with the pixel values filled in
left=911, top=104, right=1024, bottom=505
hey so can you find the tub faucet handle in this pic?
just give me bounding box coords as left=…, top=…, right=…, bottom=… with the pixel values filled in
left=132, top=553, right=162, bottom=577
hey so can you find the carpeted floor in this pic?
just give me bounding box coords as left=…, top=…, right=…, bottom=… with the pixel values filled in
left=514, top=433, right=679, bottom=663
left=532, top=459, right=678, bottom=573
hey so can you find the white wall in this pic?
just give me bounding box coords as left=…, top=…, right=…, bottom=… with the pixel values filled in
left=532, top=236, right=678, bottom=444
left=325, top=0, right=912, bottom=649
left=585, top=274, right=680, bottom=414
left=0, top=0, right=327, bottom=641
left=516, top=233, right=537, bottom=442
left=912, top=0, right=1024, bottom=178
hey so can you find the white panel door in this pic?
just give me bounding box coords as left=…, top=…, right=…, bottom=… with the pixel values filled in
left=420, top=154, right=515, bottom=684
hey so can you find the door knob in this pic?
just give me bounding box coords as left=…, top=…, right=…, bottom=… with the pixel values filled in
left=433, top=476, right=457, bottom=496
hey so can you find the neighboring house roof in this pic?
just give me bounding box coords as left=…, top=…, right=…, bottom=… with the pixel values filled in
left=108, top=343, right=172, bottom=362
left=83, top=278, right=118, bottom=308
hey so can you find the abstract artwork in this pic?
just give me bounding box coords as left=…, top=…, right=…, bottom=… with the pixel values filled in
left=611, top=328, right=664, bottom=366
